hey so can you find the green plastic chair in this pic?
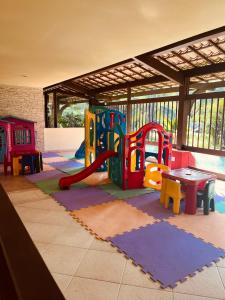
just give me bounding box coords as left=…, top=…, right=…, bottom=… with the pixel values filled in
left=197, top=180, right=215, bottom=215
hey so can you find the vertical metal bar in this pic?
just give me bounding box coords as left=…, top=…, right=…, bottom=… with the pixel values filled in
left=138, top=104, right=141, bottom=129
left=152, top=102, right=154, bottom=122
left=208, top=98, right=213, bottom=149
left=136, top=103, right=139, bottom=131
left=197, top=99, right=202, bottom=148
left=187, top=100, right=191, bottom=146
left=53, top=91, right=58, bottom=128
left=166, top=101, right=169, bottom=130
left=136, top=103, right=138, bottom=130
left=159, top=102, right=162, bottom=125
left=142, top=103, right=144, bottom=126
left=171, top=101, right=174, bottom=133
left=175, top=101, right=179, bottom=144
left=202, top=98, right=207, bottom=148
left=220, top=98, right=225, bottom=150
left=145, top=102, right=147, bottom=125
left=162, top=101, right=166, bottom=127
left=140, top=104, right=143, bottom=128
left=130, top=104, right=133, bottom=131
left=214, top=98, right=219, bottom=150
left=192, top=100, right=196, bottom=147
left=127, top=87, right=132, bottom=133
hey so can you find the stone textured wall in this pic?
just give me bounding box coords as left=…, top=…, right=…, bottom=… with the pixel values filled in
left=0, top=84, right=44, bottom=150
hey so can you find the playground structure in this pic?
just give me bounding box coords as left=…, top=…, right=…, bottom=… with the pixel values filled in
left=59, top=107, right=172, bottom=189
left=0, top=116, right=42, bottom=175
left=82, top=106, right=126, bottom=171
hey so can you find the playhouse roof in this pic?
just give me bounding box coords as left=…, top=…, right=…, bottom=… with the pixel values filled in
left=0, top=116, right=36, bottom=124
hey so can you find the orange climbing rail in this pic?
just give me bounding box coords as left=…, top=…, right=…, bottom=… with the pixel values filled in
left=59, top=150, right=118, bottom=189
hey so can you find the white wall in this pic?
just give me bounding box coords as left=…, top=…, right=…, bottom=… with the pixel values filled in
left=44, top=128, right=84, bottom=151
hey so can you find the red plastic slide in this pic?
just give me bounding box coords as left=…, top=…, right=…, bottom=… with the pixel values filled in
left=59, top=150, right=118, bottom=189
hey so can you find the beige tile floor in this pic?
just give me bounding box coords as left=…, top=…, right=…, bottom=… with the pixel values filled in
left=1, top=175, right=225, bottom=300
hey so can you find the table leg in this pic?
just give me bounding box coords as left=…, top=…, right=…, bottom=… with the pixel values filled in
left=184, top=184, right=198, bottom=214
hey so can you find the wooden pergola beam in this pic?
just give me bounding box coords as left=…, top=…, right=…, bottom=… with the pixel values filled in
left=184, top=61, right=225, bottom=77
left=176, top=78, right=190, bottom=149
left=61, top=82, right=93, bottom=97
left=134, top=56, right=185, bottom=85
left=190, top=80, right=225, bottom=91
left=43, top=59, right=134, bottom=92
left=103, top=86, right=179, bottom=101
left=95, top=75, right=169, bottom=94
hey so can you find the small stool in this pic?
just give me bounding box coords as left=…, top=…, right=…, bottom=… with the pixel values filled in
left=164, top=179, right=185, bottom=214
left=21, top=154, right=35, bottom=175
left=197, top=180, right=215, bottom=215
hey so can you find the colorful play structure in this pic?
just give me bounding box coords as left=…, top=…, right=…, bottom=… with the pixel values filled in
left=59, top=105, right=216, bottom=216
left=59, top=106, right=173, bottom=190
left=0, top=116, right=42, bottom=176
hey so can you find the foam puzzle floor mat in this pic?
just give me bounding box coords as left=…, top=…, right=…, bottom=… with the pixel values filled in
left=53, top=186, right=117, bottom=211
left=71, top=200, right=156, bottom=240
left=36, top=177, right=88, bottom=195
left=216, top=201, right=225, bottom=213
left=42, top=152, right=62, bottom=158
left=25, top=151, right=225, bottom=288
left=168, top=212, right=225, bottom=250
left=99, top=182, right=154, bottom=199
left=126, top=192, right=175, bottom=220
left=48, top=160, right=84, bottom=170
left=109, top=221, right=225, bottom=288
left=26, top=170, right=63, bottom=183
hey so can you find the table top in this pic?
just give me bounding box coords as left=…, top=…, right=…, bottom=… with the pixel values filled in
left=162, top=168, right=216, bottom=184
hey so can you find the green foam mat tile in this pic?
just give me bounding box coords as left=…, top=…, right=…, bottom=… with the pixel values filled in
left=36, top=177, right=88, bottom=195
left=99, top=182, right=154, bottom=199
left=62, top=167, right=84, bottom=175
left=216, top=202, right=225, bottom=214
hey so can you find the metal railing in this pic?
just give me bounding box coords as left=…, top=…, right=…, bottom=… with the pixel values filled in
left=186, top=94, right=225, bottom=154
left=108, top=99, right=178, bottom=143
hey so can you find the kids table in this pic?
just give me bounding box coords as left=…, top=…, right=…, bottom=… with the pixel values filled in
left=162, top=168, right=216, bottom=214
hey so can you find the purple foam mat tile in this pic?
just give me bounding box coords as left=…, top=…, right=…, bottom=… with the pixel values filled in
left=42, top=152, right=62, bottom=158
left=48, top=160, right=84, bottom=169
left=109, top=221, right=225, bottom=288
left=52, top=186, right=117, bottom=211
left=26, top=169, right=64, bottom=183
left=126, top=192, right=175, bottom=220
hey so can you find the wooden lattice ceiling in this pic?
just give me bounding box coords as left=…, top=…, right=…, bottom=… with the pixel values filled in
left=44, top=26, right=225, bottom=100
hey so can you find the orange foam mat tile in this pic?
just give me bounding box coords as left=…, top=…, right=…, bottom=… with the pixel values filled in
left=70, top=200, right=156, bottom=240
left=168, top=212, right=225, bottom=250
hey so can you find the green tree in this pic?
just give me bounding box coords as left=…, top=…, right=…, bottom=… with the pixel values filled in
left=58, top=113, right=84, bottom=127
